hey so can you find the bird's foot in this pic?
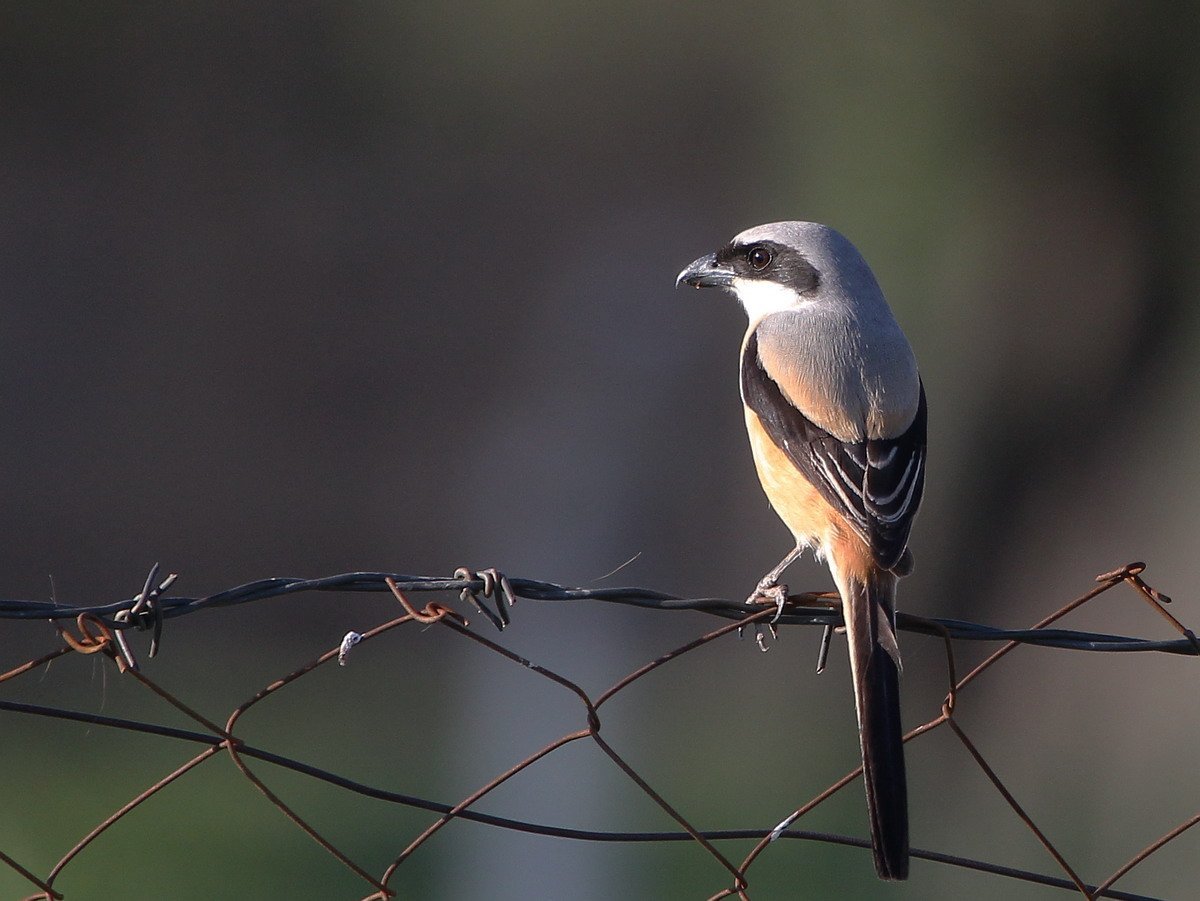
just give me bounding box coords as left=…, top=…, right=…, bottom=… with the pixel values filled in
left=747, top=580, right=790, bottom=623
left=737, top=619, right=778, bottom=652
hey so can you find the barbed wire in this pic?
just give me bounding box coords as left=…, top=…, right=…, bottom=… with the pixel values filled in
left=1, top=561, right=1195, bottom=659
left=1, top=560, right=1196, bottom=899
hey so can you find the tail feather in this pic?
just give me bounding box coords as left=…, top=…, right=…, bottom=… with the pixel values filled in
left=841, top=567, right=909, bottom=880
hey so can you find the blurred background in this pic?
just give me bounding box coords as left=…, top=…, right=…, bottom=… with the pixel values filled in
left=2, top=3, right=1198, bottom=899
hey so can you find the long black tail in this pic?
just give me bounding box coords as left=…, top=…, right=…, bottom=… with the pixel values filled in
left=840, top=567, right=909, bottom=880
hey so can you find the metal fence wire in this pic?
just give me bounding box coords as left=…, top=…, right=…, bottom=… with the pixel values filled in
left=1, top=561, right=1197, bottom=900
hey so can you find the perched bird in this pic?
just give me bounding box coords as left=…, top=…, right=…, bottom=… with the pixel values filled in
left=677, top=221, right=925, bottom=880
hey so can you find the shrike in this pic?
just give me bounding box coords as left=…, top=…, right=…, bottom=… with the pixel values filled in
left=677, top=221, right=925, bottom=880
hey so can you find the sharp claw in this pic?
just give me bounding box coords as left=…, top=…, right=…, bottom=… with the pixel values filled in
left=746, top=583, right=790, bottom=623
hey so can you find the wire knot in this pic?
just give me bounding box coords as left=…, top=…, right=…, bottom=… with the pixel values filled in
left=56, top=613, right=131, bottom=671
left=111, top=564, right=178, bottom=670
left=386, top=577, right=468, bottom=625
left=452, top=566, right=516, bottom=631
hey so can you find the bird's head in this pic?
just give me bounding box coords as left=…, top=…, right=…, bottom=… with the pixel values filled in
left=676, top=221, right=882, bottom=323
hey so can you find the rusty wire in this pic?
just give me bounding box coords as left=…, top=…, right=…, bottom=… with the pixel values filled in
left=0, top=561, right=1195, bottom=899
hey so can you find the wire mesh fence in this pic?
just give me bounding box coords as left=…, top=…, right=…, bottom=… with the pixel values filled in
left=2, top=560, right=1196, bottom=900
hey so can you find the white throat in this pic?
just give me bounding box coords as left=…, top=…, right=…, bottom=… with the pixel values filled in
left=730, top=277, right=809, bottom=323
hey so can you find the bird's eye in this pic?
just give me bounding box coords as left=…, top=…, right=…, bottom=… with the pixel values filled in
left=748, top=245, right=772, bottom=271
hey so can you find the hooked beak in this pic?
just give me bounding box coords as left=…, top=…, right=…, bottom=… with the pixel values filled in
left=675, top=252, right=734, bottom=289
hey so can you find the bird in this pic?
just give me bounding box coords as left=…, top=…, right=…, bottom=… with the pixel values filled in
left=676, top=221, right=925, bottom=880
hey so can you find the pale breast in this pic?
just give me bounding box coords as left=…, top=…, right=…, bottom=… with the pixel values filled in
left=753, top=309, right=920, bottom=443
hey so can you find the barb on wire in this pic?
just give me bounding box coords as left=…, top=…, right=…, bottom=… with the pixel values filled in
left=0, top=560, right=1195, bottom=900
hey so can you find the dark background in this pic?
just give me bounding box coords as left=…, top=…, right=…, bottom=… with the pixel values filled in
left=3, top=4, right=1199, bottom=899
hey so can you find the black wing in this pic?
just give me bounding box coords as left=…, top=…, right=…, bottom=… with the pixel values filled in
left=741, top=328, right=926, bottom=571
